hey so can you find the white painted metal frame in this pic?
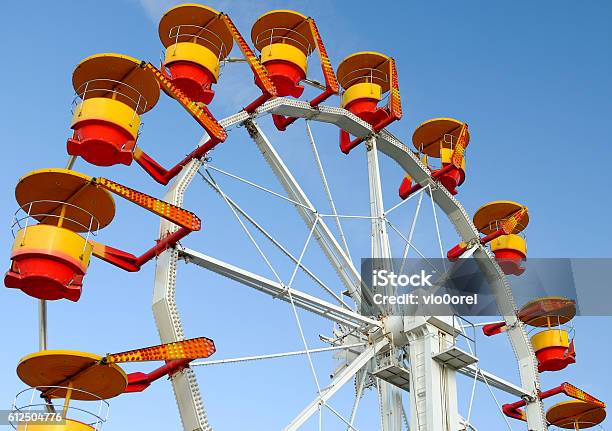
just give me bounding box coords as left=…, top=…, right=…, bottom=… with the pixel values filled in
left=198, top=167, right=351, bottom=309
left=244, top=119, right=372, bottom=311
left=152, top=98, right=546, bottom=431
left=285, top=339, right=389, bottom=431
left=365, top=136, right=404, bottom=431
left=179, top=248, right=379, bottom=331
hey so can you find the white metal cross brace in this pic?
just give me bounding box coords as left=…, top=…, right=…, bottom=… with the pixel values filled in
left=284, top=339, right=389, bottom=431
left=458, top=365, right=531, bottom=398
left=191, top=343, right=367, bottom=367
left=199, top=168, right=351, bottom=309
left=244, top=119, right=384, bottom=314
left=306, top=120, right=352, bottom=261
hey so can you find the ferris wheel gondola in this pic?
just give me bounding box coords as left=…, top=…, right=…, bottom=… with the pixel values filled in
left=11, top=337, right=215, bottom=430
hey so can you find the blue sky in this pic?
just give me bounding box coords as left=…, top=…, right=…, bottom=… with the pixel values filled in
left=0, top=1, right=611, bottom=430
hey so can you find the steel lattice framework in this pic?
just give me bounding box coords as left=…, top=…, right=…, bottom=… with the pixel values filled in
left=152, top=98, right=546, bottom=431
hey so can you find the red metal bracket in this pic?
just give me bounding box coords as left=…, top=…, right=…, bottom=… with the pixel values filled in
left=503, top=382, right=605, bottom=421
left=398, top=163, right=457, bottom=199
left=273, top=18, right=340, bottom=131
left=92, top=227, right=192, bottom=272
left=90, top=177, right=201, bottom=271
left=482, top=321, right=507, bottom=336
left=446, top=228, right=504, bottom=260
left=131, top=62, right=227, bottom=185
left=132, top=140, right=218, bottom=186
left=125, top=359, right=192, bottom=393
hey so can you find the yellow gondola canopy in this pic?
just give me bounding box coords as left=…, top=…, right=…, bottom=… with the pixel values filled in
left=15, top=169, right=115, bottom=232
left=546, top=400, right=606, bottom=429
left=519, top=297, right=577, bottom=327
left=472, top=200, right=529, bottom=235
left=72, top=53, right=160, bottom=113
left=17, top=350, right=127, bottom=400
left=412, top=118, right=470, bottom=157
left=337, top=51, right=391, bottom=93
left=251, top=10, right=315, bottom=55
left=158, top=3, right=233, bottom=59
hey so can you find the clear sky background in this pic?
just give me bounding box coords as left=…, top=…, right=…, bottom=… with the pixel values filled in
left=0, top=1, right=610, bottom=430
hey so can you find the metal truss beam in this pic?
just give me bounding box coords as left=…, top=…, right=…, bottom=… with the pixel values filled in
left=153, top=161, right=211, bottom=431
left=244, top=119, right=383, bottom=313
left=458, top=365, right=531, bottom=398
left=284, top=339, right=389, bottom=431
left=152, top=111, right=251, bottom=431
left=179, top=247, right=381, bottom=331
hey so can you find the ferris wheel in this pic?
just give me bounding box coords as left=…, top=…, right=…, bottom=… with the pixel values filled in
left=5, top=4, right=606, bottom=431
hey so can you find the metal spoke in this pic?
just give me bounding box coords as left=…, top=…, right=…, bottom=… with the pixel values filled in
left=285, top=217, right=323, bottom=393
left=204, top=163, right=312, bottom=211
left=180, top=248, right=381, bottom=330
left=428, top=185, right=447, bottom=271
left=206, top=169, right=368, bottom=404
left=306, top=121, right=352, bottom=260
left=348, top=367, right=368, bottom=429
left=183, top=189, right=370, bottom=427
left=284, top=339, right=388, bottom=431
left=385, top=183, right=426, bottom=215
left=398, top=189, right=425, bottom=274
left=325, top=402, right=360, bottom=431
left=385, top=219, right=440, bottom=273
left=478, top=369, right=515, bottom=431
left=319, top=214, right=376, bottom=220
left=201, top=169, right=282, bottom=284
left=199, top=165, right=366, bottom=427
left=191, top=343, right=367, bottom=367
left=245, top=119, right=371, bottom=310
left=466, top=366, right=479, bottom=425
left=458, top=365, right=530, bottom=397
left=459, top=244, right=479, bottom=260
left=200, top=169, right=351, bottom=309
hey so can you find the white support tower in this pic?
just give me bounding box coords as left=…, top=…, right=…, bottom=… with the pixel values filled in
left=405, top=317, right=461, bottom=431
